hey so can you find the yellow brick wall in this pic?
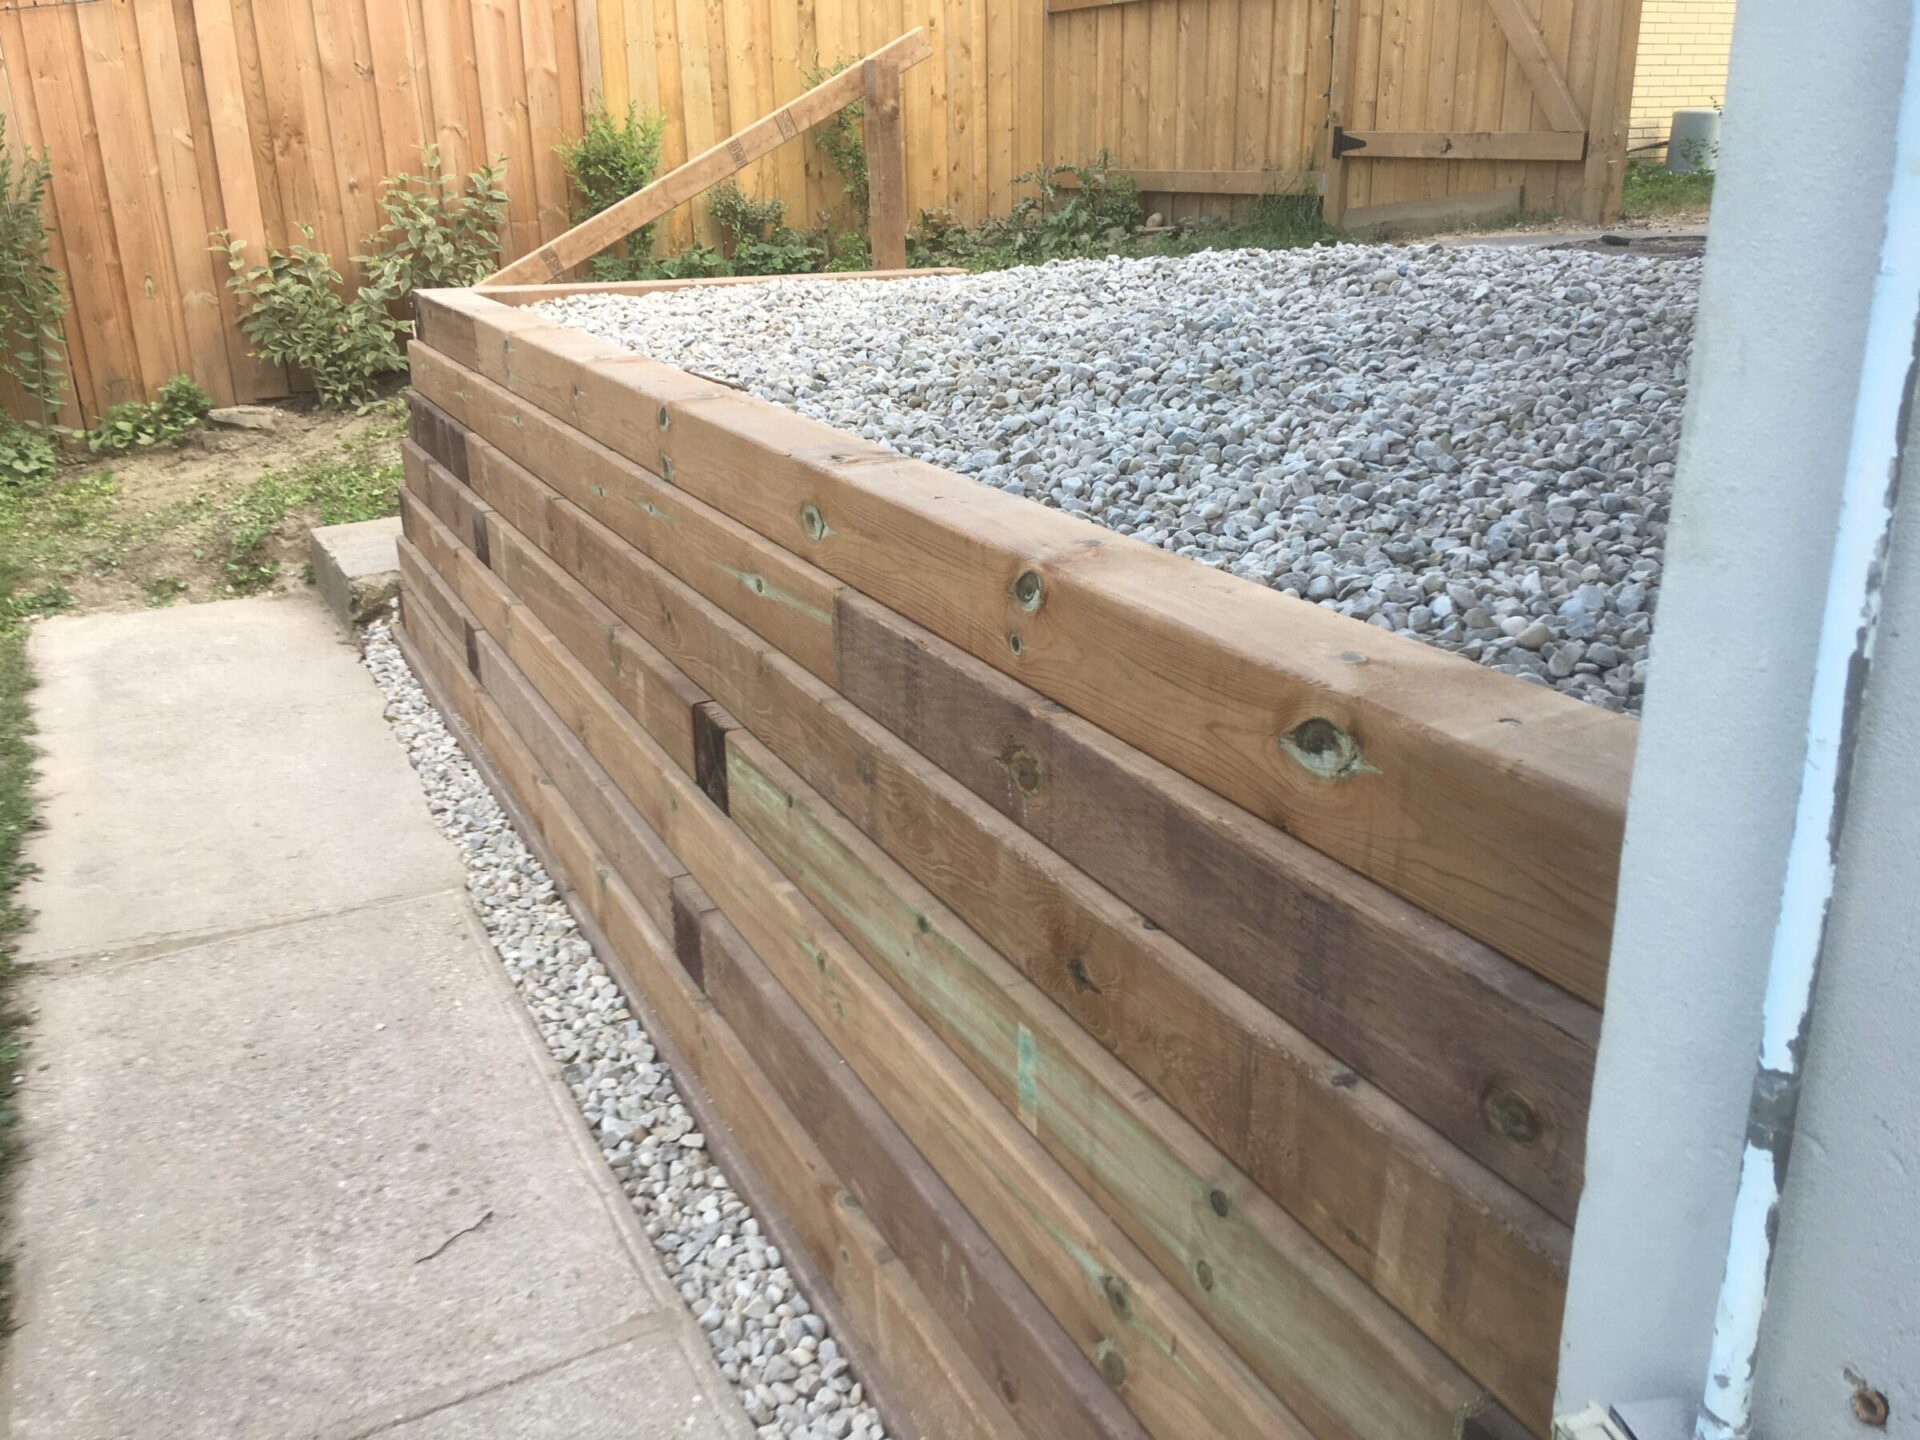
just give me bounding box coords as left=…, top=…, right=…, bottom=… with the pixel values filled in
left=1630, top=0, right=1737, bottom=152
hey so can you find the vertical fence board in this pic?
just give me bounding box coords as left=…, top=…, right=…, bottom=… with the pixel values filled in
left=0, top=16, right=89, bottom=429
left=133, top=0, right=237, bottom=407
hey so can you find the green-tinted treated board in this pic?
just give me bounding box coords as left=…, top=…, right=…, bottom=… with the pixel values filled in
left=724, top=733, right=1519, bottom=1440
left=688, top=904, right=1154, bottom=1440
left=414, top=513, right=1311, bottom=1440
left=411, top=298, right=1631, bottom=1005
left=394, top=374, right=1580, bottom=1424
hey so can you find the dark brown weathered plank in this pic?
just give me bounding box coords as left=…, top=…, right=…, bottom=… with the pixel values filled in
left=409, top=439, right=1563, bottom=1428
left=424, top=512, right=1313, bottom=1440
left=688, top=901, right=1154, bottom=1440
left=410, top=302, right=1632, bottom=1004
left=834, top=592, right=1598, bottom=1223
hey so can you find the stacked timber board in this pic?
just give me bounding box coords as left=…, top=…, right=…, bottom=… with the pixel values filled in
left=399, top=274, right=1636, bottom=1440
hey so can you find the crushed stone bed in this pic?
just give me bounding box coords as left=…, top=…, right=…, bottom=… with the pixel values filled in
left=364, top=622, right=892, bottom=1440
left=538, top=245, right=1699, bottom=714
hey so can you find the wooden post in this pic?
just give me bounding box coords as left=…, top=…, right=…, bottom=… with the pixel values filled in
left=1323, top=0, right=1355, bottom=227
left=863, top=58, right=907, bottom=271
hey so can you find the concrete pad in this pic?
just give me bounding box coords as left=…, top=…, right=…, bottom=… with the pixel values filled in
left=4, top=889, right=744, bottom=1440
left=6, top=595, right=747, bottom=1440
left=312, top=516, right=403, bottom=632
left=378, top=1330, right=738, bottom=1439
left=20, top=596, right=461, bottom=961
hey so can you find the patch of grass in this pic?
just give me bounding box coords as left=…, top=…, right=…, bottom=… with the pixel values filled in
left=217, top=417, right=404, bottom=594
left=143, top=576, right=188, bottom=608
left=1621, top=160, right=1714, bottom=218
left=0, top=606, right=39, bottom=1325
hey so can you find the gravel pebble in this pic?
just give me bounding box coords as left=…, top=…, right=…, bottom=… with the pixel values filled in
left=538, top=244, right=1696, bottom=713
left=362, top=621, right=889, bottom=1440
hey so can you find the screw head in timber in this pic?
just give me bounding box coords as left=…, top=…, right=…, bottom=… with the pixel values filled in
left=1483, top=1086, right=1543, bottom=1145
left=1098, top=1348, right=1127, bottom=1388
left=1013, top=568, right=1044, bottom=611
left=1208, top=1188, right=1230, bottom=1217
left=801, top=504, right=827, bottom=542
left=658, top=405, right=670, bottom=430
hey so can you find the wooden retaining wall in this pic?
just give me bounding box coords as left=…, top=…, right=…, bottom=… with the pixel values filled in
left=399, top=272, right=1636, bottom=1440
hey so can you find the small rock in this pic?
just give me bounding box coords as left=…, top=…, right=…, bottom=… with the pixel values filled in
left=207, top=404, right=282, bottom=431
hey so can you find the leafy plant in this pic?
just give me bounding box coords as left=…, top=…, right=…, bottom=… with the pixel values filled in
left=0, top=115, right=69, bottom=431
left=705, top=182, right=823, bottom=276
left=0, top=419, right=55, bottom=489
left=220, top=148, right=505, bottom=408
left=910, top=156, right=1333, bottom=271
left=642, top=243, right=730, bottom=281
left=218, top=229, right=409, bottom=408
left=85, top=375, right=213, bottom=455
left=557, top=103, right=666, bottom=274
left=358, top=147, right=509, bottom=295
left=804, top=61, right=868, bottom=220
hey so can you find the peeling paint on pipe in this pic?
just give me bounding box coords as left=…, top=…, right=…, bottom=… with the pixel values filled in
left=1695, top=7, right=1920, bottom=1436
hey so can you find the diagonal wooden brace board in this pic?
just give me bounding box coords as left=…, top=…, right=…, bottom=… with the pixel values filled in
left=1483, top=0, right=1587, bottom=133
left=482, top=28, right=933, bottom=286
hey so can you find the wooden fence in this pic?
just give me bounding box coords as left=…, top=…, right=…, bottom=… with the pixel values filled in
left=399, top=272, right=1636, bottom=1440
left=0, top=0, right=589, bottom=423
left=594, top=0, right=1643, bottom=246
left=1, top=0, right=1641, bottom=420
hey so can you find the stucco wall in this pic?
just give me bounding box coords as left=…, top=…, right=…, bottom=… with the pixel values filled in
left=1630, top=0, right=1737, bottom=151
left=1557, top=0, right=1918, bottom=1434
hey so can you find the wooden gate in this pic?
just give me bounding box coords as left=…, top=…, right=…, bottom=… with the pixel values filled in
left=1322, top=0, right=1643, bottom=229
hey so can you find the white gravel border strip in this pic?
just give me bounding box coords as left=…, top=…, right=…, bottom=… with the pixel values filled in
left=363, top=618, right=892, bottom=1440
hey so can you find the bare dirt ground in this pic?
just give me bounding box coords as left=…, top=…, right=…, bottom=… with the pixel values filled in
left=3, top=399, right=402, bottom=620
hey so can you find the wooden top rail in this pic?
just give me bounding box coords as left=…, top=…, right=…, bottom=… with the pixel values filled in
left=415, top=284, right=1635, bottom=1004
left=483, top=28, right=933, bottom=287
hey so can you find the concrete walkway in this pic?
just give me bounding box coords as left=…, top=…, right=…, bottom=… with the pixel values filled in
left=2, top=595, right=750, bottom=1440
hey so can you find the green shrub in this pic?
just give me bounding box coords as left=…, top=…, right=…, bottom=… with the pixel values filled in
left=0, top=115, right=69, bottom=432
left=558, top=103, right=666, bottom=276
left=705, top=182, right=823, bottom=276
left=919, top=153, right=1143, bottom=267
left=85, top=375, right=213, bottom=456
left=359, top=146, right=509, bottom=294
left=643, top=243, right=730, bottom=281
left=218, top=229, right=409, bottom=409
left=220, top=148, right=506, bottom=408
left=0, top=420, right=55, bottom=489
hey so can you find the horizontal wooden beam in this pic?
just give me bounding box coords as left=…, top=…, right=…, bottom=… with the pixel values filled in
left=406, top=502, right=1311, bottom=1440
left=412, top=295, right=1633, bottom=1004
left=475, top=268, right=966, bottom=307
left=404, top=363, right=1578, bottom=1426
left=1338, top=129, right=1586, bottom=162
left=483, top=29, right=934, bottom=286
left=410, top=345, right=1596, bottom=1215
left=1339, top=186, right=1527, bottom=236
left=1045, top=0, right=1149, bottom=12
left=1057, top=167, right=1316, bottom=196
left=392, top=606, right=1015, bottom=1440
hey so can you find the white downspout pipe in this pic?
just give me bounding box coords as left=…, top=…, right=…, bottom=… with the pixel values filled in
left=1695, top=6, right=1920, bottom=1438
